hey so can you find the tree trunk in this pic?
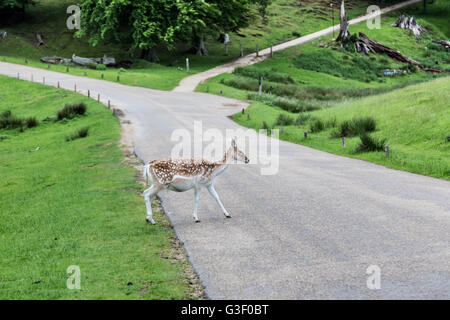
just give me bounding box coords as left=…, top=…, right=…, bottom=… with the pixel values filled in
left=392, top=16, right=426, bottom=36
left=423, top=0, right=427, bottom=14
left=141, top=48, right=160, bottom=63
left=196, top=37, right=208, bottom=56
left=336, top=1, right=349, bottom=42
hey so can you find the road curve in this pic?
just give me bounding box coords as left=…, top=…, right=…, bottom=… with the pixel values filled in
left=173, top=0, right=423, bottom=92
left=1, top=62, right=449, bottom=299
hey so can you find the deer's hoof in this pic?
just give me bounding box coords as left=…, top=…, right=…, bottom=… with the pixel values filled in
left=225, top=215, right=232, bottom=219
left=146, top=218, right=156, bottom=225
left=195, top=219, right=201, bottom=223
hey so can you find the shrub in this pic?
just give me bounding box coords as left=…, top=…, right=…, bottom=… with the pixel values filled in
left=66, top=127, right=89, bottom=142
left=87, top=62, right=97, bottom=70
left=310, top=119, right=325, bottom=133
left=295, top=113, right=313, bottom=126
left=356, top=133, right=386, bottom=153
left=275, top=114, right=294, bottom=126
left=96, top=64, right=106, bottom=70
left=336, top=117, right=377, bottom=137
left=325, top=116, right=337, bottom=128
left=57, top=103, right=87, bottom=120
left=446, top=134, right=450, bottom=143
left=25, top=117, right=39, bottom=128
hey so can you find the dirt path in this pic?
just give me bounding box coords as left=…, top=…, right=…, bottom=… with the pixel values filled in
left=172, top=0, right=422, bottom=92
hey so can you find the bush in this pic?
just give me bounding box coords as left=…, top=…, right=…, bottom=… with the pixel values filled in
left=57, top=103, right=87, bottom=120
left=66, top=127, right=89, bottom=142
left=275, top=114, right=294, bottom=126
left=356, top=133, right=386, bottom=153
left=336, top=117, right=377, bottom=137
left=96, top=64, right=106, bottom=70
left=310, top=119, right=325, bottom=133
left=25, top=117, right=39, bottom=128
left=87, top=62, right=98, bottom=70
left=295, top=113, right=313, bottom=126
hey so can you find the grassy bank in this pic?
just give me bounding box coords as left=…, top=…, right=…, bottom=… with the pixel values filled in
left=232, top=77, right=450, bottom=179
left=0, top=75, right=201, bottom=299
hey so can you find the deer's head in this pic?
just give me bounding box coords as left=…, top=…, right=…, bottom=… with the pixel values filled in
left=229, top=138, right=249, bottom=164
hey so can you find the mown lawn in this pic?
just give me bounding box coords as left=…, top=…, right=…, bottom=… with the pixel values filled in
left=0, top=0, right=380, bottom=90
left=232, top=77, right=450, bottom=180
left=0, top=75, right=201, bottom=299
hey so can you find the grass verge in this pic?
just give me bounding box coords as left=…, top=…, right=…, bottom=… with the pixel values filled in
left=232, top=77, right=450, bottom=180
left=0, top=75, right=202, bottom=299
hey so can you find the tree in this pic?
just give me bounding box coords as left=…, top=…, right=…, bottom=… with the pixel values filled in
left=77, top=0, right=180, bottom=62
left=177, top=0, right=271, bottom=56
left=0, top=0, right=35, bottom=16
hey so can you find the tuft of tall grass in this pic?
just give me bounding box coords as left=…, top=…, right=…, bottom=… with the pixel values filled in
left=233, top=67, right=295, bottom=84
left=309, top=119, right=325, bottom=133
left=57, top=103, right=87, bottom=121
left=248, top=92, right=320, bottom=113
left=25, top=117, right=39, bottom=128
left=356, top=133, right=386, bottom=153
left=335, top=117, right=377, bottom=137
left=275, top=114, right=294, bottom=126
left=65, top=127, right=89, bottom=142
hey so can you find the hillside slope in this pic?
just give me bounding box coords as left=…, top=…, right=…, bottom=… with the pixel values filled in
left=233, top=77, right=450, bottom=179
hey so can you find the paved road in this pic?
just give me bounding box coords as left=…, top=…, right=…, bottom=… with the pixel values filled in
left=1, top=62, right=449, bottom=299
left=173, top=0, right=423, bottom=92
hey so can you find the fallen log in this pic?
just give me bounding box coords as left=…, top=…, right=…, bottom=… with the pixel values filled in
left=433, top=40, right=450, bottom=49
left=359, top=33, right=423, bottom=68
left=72, top=54, right=116, bottom=67
left=40, top=56, right=71, bottom=65
left=392, top=16, right=426, bottom=36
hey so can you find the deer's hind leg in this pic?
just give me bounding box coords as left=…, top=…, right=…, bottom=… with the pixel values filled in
left=144, top=184, right=163, bottom=224
left=207, top=184, right=231, bottom=218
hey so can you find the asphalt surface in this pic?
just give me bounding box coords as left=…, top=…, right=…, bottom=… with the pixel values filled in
left=1, top=63, right=449, bottom=299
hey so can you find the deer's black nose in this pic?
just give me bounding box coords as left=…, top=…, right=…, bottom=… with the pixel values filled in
left=245, top=159, right=249, bottom=164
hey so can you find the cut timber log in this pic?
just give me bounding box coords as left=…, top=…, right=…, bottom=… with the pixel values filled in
left=40, top=56, right=71, bottom=64
left=72, top=54, right=116, bottom=66
left=392, top=16, right=426, bottom=36
left=359, top=33, right=423, bottom=68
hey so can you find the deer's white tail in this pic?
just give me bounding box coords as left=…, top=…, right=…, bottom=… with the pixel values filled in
left=143, top=163, right=150, bottom=187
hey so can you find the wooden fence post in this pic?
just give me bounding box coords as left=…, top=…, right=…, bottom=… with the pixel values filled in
left=304, top=132, right=308, bottom=138
left=186, top=58, right=190, bottom=72
left=240, top=43, right=243, bottom=57
left=88, top=90, right=90, bottom=98
left=97, top=94, right=100, bottom=102
left=385, top=145, right=389, bottom=157
left=342, top=137, right=346, bottom=148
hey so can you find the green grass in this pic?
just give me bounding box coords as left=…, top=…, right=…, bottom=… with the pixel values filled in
left=0, top=0, right=384, bottom=90
left=232, top=77, right=450, bottom=180
left=0, top=76, right=201, bottom=299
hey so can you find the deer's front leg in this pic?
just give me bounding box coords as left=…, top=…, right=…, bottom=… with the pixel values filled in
left=193, top=186, right=201, bottom=223
left=207, top=184, right=231, bottom=218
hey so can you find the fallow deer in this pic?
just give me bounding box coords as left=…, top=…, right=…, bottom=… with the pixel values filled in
left=143, top=139, right=249, bottom=224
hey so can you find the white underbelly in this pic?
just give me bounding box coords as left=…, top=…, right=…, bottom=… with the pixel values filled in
left=167, top=181, right=196, bottom=192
